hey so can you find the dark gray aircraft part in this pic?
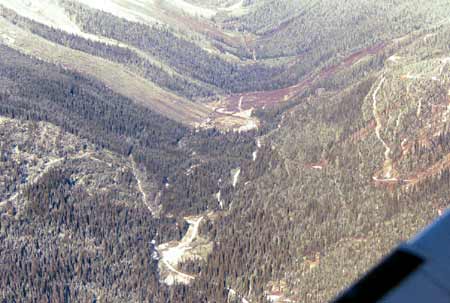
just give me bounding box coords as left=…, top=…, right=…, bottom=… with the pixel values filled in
left=332, top=210, right=450, bottom=302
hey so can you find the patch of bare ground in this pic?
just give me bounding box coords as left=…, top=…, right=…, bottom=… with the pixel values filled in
left=156, top=215, right=213, bottom=285
left=214, top=42, right=387, bottom=116
left=404, top=153, right=450, bottom=187
left=305, top=159, right=329, bottom=170
left=154, top=0, right=247, bottom=49
left=130, top=157, right=161, bottom=217
left=348, top=120, right=376, bottom=143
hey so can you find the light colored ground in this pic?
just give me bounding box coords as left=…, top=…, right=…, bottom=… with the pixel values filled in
left=130, top=157, right=161, bottom=216
left=228, top=288, right=250, bottom=303
left=236, top=118, right=258, bottom=132
left=0, top=0, right=82, bottom=34
left=372, top=76, right=396, bottom=179
left=156, top=215, right=212, bottom=285
left=0, top=0, right=143, bottom=46
left=231, top=167, right=240, bottom=187
left=219, top=0, right=248, bottom=16
left=203, top=114, right=259, bottom=132
left=163, top=0, right=249, bottom=18
left=76, top=0, right=160, bottom=24
left=73, top=0, right=248, bottom=26
left=216, top=190, right=224, bottom=209
left=164, top=0, right=216, bottom=18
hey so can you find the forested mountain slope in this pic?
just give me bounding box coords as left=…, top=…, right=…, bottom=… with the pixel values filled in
left=0, top=44, right=259, bottom=301
left=3, top=0, right=449, bottom=130
left=194, top=21, right=450, bottom=302
left=0, top=1, right=450, bottom=302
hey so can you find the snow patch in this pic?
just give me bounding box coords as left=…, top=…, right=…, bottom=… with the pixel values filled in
left=0, top=0, right=151, bottom=49
left=0, top=0, right=81, bottom=34
left=186, top=164, right=201, bottom=176
left=152, top=251, right=159, bottom=260
left=216, top=190, right=224, bottom=209
left=238, top=96, right=243, bottom=111
left=372, top=176, right=399, bottom=182
left=267, top=294, right=282, bottom=302
left=228, top=288, right=250, bottom=303
left=76, top=0, right=159, bottom=24
left=216, top=108, right=235, bottom=115
left=161, top=0, right=249, bottom=19
left=0, top=33, right=15, bottom=45
left=387, top=55, right=402, bottom=63
left=220, top=0, right=249, bottom=16
left=164, top=0, right=216, bottom=18
left=231, top=168, right=240, bottom=187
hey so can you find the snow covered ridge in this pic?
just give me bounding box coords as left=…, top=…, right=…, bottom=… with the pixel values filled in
left=164, top=0, right=216, bottom=18
left=0, top=0, right=158, bottom=29
left=77, top=0, right=219, bottom=20
left=75, top=0, right=160, bottom=24
left=0, top=0, right=249, bottom=33
left=0, top=0, right=80, bottom=33
left=0, top=0, right=140, bottom=46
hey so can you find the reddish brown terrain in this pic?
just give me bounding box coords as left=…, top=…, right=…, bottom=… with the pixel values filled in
left=153, top=2, right=249, bottom=49
left=215, top=42, right=387, bottom=114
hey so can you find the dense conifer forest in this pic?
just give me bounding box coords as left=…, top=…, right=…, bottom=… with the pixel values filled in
left=1, top=0, right=450, bottom=302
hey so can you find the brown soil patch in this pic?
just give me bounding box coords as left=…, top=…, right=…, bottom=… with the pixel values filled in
left=217, top=42, right=387, bottom=113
